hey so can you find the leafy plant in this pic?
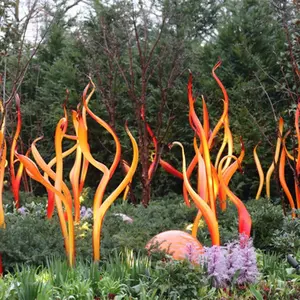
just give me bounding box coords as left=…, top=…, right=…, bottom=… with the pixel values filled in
left=0, top=213, right=64, bottom=271
left=271, top=216, right=300, bottom=255
left=0, top=249, right=298, bottom=299
left=256, top=251, right=288, bottom=280
left=11, top=266, right=51, bottom=300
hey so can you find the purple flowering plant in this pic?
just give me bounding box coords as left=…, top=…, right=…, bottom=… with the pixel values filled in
left=17, top=206, right=28, bottom=216
left=80, top=206, right=93, bottom=220
left=186, top=234, right=260, bottom=287
left=204, top=245, right=229, bottom=287
left=185, top=242, right=202, bottom=265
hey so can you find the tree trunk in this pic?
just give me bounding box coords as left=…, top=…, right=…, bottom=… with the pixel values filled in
left=141, top=180, right=151, bottom=207
left=135, top=100, right=151, bottom=207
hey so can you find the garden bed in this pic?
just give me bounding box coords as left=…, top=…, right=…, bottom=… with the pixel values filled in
left=0, top=194, right=299, bottom=299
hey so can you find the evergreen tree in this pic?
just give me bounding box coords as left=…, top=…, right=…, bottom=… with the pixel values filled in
left=189, top=0, right=287, bottom=199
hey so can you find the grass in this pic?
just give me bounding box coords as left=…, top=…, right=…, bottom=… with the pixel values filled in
left=0, top=249, right=299, bottom=299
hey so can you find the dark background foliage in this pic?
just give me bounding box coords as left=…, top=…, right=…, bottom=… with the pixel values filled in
left=1, top=0, right=299, bottom=204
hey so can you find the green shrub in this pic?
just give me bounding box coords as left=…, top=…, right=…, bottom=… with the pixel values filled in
left=270, top=216, right=300, bottom=255
left=101, top=194, right=197, bottom=256
left=0, top=212, right=64, bottom=271
left=216, top=198, right=285, bottom=250
left=246, top=198, right=285, bottom=251
left=149, top=260, right=211, bottom=299
left=0, top=194, right=197, bottom=269
left=0, top=192, right=297, bottom=270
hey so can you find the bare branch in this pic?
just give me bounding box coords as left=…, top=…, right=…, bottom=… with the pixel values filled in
left=64, top=0, right=85, bottom=14
left=145, top=17, right=166, bottom=71
left=254, top=72, right=278, bottom=122
left=132, top=15, right=144, bottom=68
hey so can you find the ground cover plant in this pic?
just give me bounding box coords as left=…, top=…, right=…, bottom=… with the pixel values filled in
left=0, top=196, right=300, bottom=298
left=0, top=245, right=299, bottom=299
left=0, top=0, right=300, bottom=298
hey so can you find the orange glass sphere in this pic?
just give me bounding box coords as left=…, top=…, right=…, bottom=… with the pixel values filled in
left=146, top=230, right=203, bottom=264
